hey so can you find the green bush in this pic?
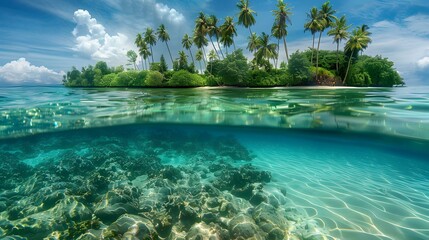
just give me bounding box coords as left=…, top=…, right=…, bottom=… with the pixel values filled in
left=169, top=70, right=206, bottom=87
left=246, top=70, right=289, bottom=87
left=95, top=73, right=116, bottom=87
left=129, top=71, right=148, bottom=86
left=205, top=75, right=223, bottom=86
left=287, top=51, right=312, bottom=86
left=209, top=50, right=250, bottom=86
left=110, top=71, right=139, bottom=87
left=145, top=71, right=164, bottom=87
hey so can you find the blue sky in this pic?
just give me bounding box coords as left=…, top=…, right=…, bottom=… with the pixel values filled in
left=0, top=0, right=428, bottom=85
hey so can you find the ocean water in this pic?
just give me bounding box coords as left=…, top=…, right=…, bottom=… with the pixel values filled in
left=0, top=86, right=428, bottom=240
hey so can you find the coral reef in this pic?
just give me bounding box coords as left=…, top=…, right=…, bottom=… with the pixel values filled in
left=0, top=128, right=328, bottom=239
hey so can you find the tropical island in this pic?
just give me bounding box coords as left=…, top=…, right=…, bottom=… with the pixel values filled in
left=63, top=0, right=404, bottom=88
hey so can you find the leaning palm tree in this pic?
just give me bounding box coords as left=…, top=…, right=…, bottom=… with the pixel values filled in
left=328, top=16, right=350, bottom=72
left=254, top=32, right=278, bottom=68
left=193, top=29, right=209, bottom=66
left=220, top=16, right=237, bottom=53
left=343, top=27, right=372, bottom=83
left=271, top=24, right=282, bottom=68
left=315, top=1, right=337, bottom=80
left=182, top=34, right=195, bottom=65
left=207, top=15, right=223, bottom=59
left=144, top=27, right=157, bottom=64
left=272, top=0, right=292, bottom=63
left=195, top=49, right=204, bottom=73
left=135, top=33, right=145, bottom=70
left=237, top=0, right=257, bottom=37
left=359, top=24, right=371, bottom=55
left=138, top=41, right=151, bottom=70
left=208, top=49, right=218, bottom=73
left=304, top=7, right=321, bottom=64
left=157, top=24, right=174, bottom=66
left=247, top=32, right=258, bottom=54
left=177, top=50, right=188, bottom=70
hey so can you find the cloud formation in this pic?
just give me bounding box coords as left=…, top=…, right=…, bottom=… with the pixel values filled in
left=0, top=58, right=64, bottom=85
left=72, top=9, right=132, bottom=66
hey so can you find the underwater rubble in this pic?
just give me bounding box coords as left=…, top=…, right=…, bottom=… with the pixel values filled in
left=0, top=128, right=329, bottom=240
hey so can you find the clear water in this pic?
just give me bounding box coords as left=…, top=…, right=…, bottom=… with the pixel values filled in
left=0, top=86, right=428, bottom=240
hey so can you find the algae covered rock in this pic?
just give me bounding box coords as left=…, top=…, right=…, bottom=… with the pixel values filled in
left=102, top=214, right=157, bottom=239
left=94, top=187, right=140, bottom=223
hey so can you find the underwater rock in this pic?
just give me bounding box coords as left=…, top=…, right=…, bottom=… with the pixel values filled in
left=252, top=203, right=287, bottom=238
left=94, top=187, right=140, bottom=224
left=102, top=214, right=157, bottom=239
left=186, top=222, right=230, bottom=240
left=228, top=214, right=264, bottom=239
left=50, top=196, right=92, bottom=222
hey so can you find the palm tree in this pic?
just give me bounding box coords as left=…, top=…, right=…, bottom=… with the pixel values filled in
left=177, top=50, right=188, bottom=70
left=144, top=28, right=157, bottom=64
left=196, top=49, right=204, bottom=73
left=207, top=15, right=223, bottom=59
left=328, top=16, right=350, bottom=72
left=138, top=41, right=151, bottom=70
left=157, top=24, right=174, bottom=66
left=208, top=15, right=225, bottom=59
left=127, top=50, right=138, bottom=70
left=247, top=32, right=258, bottom=53
left=182, top=34, right=195, bottom=65
left=220, top=16, right=237, bottom=53
left=208, top=49, right=218, bottom=73
left=315, top=1, right=337, bottom=80
left=254, top=32, right=278, bottom=68
left=304, top=7, right=321, bottom=64
left=237, top=0, right=257, bottom=36
left=271, top=24, right=282, bottom=68
left=135, top=33, right=145, bottom=70
left=193, top=29, right=208, bottom=67
left=359, top=24, right=371, bottom=55
left=272, top=0, right=292, bottom=63
left=343, top=27, right=372, bottom=83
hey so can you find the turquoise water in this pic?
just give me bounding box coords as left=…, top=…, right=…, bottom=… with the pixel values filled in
left=0, top=86, right=428, bottom=239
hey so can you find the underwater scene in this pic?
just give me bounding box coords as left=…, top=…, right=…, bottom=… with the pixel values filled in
left=1, top=87, right=429, bottom=240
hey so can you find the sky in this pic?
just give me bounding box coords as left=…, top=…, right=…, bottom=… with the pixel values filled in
left=0, top=0, right=429, bottom=85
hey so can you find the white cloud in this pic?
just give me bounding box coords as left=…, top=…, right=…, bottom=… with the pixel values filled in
left=155, top=2, right=185, bottom=24
left=0, top=58, right=64, bottom=85
left=71, top=9, right=133, bottom=66
left=417, top=57, right=429, bottom=69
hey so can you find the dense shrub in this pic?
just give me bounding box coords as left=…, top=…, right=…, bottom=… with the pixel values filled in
left=110, top=71, right=139, bottom=87
left=287, top=51, right=312, bottom=86
left=145, top=71, right=164, bottom=87
left=246, top=70, right=289, bottom=87
left=169, top=70, right=206, bottom=87
left=346, top=56, right=403, bottom=87
left=209, top=50, right=250, bottom=86
left=94, top=73, right=115, bottom=87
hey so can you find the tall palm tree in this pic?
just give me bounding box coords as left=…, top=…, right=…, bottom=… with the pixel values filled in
left=247, top=32, right=258, bottom=54
left=182, top=34, right=195, bottom=65
left=343, top=27, right=372, bottom=83
left=196, top=49, right=204, bottom=73
left=135, top=33, right=145, bottom=70
left=315, top=1, right=337, bottom=80
left=208, top=49, right=218, bottom=73
left=207, top=15, right=223, bottom=59
left=157, top=24, right=174, bottom=66
left=272, top=0, right=292, bottom=63
left=254, top=32, right=278, bottom=68
left=359, top=24, right=371, bottom=55
left=304, top=7, right=321, bottom=64
left=328, top=16, right=350, bottom=72
left=237, top=0, right=257, bottom=36
left=220, top=16, right=237, bottom=53
left=138, top=41, right=151, bottom=70
left=177, top=50, right=188, bottom=70
left=144, top=28, right=157, bottom=64
left=271, top=24, right=282, bottom=68
left=193, top=29, right=209, bottom=67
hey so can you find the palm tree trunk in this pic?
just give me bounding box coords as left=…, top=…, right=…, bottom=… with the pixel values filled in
left=198, top=61, right=203, bottom=73
left=336, top=41, right=339, bottom=73
left=311, top=33, right=315, bottom=65
left=141, top=56, right=144, bottom=70
left=145, top=59, right=148, bottom=71
left=283, top=36, right=289, bottom=63
left=149, top=45, right=154, bottom=64
left=202, top=47, right=207, bottom=68
left=216, top=37, right=225, bottom=59
left=233, top=42, right=236, bottom=52
left=316, top=31, right=323, bottom=82
left=343, top=51, right=354, bottom=84
left=275, top=39, right=280, bottom=69
left=165, top=42, right=174, bottom=67
left=189, top=49, right=195, bottom=65
left=209, top=36, right=220, bottom=59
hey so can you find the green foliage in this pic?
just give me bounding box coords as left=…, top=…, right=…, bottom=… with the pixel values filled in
left=287, top=51, right=312, bottom=85
left=310, top=67, right=338, bottom=85
left=246, top=69, right=289, bottom=87
left=346, top=56, right=403, bottom=87
left=110, top=71, right=140, bottom=87
left=145, top=71, right=164, bottom=87
left=159, top=55, right=168, bottom=73
left=95, top=73, right=116, bottom=87
left=205, top=75, right=222, bottom=86
left=210, top=49, right=250, bottom=86
left=169, top=70, right=206, bottom=87
left=95, top=61, right=110, bottom=75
